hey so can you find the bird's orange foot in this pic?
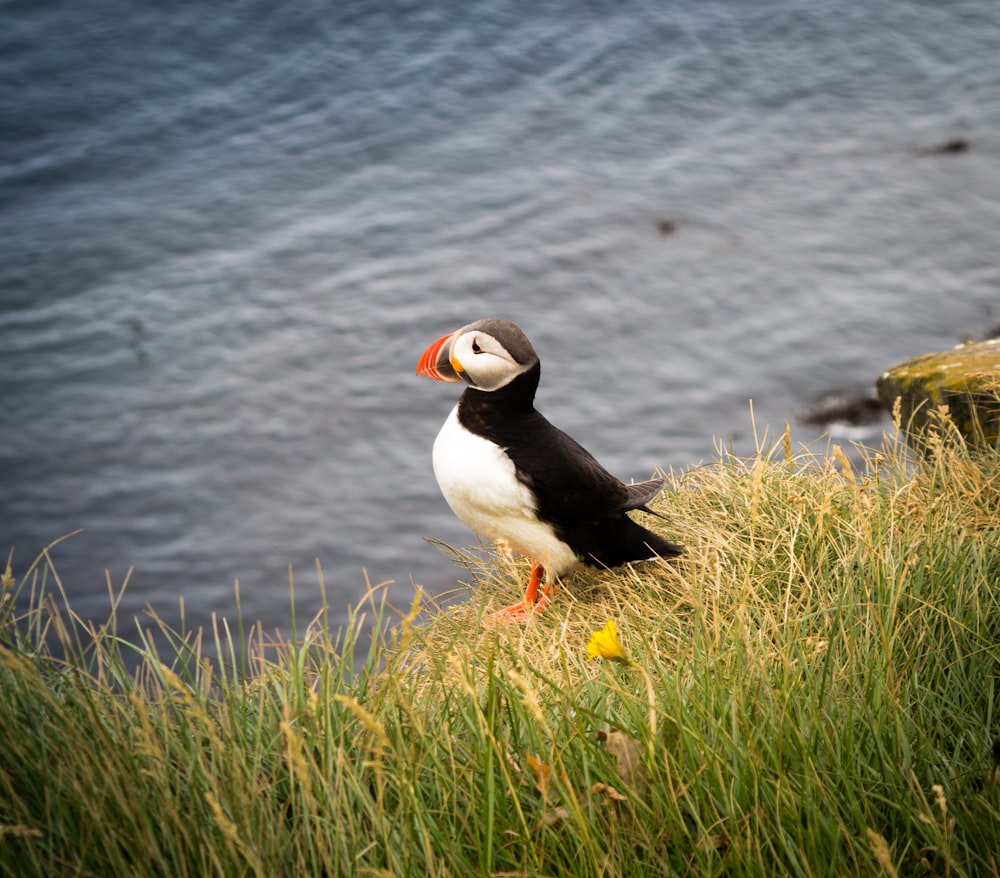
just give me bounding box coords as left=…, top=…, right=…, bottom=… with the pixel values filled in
left=482, top=592, right=551, bottom=626
left=481, top=561, right=552, bottom=627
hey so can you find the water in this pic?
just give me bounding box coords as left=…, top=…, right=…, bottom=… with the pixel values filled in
left=3, top=0, right=999, bottom=643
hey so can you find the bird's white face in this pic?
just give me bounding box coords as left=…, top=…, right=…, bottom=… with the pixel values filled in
left=417, top=318, right=539, bottom=392
left=449, top=328, right=532, bottom=391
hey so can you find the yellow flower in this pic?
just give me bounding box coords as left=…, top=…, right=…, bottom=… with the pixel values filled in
left=588, top=620, right=658, bottom=740
left=587, top=620, right=631, bottom=665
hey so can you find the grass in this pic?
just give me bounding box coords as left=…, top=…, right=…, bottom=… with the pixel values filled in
left=2, top=418, right=1000, bottom=877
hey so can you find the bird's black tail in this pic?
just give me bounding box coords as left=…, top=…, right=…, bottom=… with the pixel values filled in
left=642, top=528, right=684, bottom=560
left=582, top=515, right=683, bottom=570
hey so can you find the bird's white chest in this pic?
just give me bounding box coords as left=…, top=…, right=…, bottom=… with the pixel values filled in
left=431, top=406, right=580, bottom=574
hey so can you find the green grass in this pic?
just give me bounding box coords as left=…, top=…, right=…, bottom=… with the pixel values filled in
left=2, top=422, right=1000, bottom=877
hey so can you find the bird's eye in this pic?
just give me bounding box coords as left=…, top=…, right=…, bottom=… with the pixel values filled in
left=471, top=339, right=483, bottom=353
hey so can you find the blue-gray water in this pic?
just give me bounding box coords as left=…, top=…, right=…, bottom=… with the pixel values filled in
left=3, top=0, right=999, bottom=642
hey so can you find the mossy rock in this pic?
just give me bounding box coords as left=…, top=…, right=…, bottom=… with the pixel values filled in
left=877, top=339, right=1000, bottom=452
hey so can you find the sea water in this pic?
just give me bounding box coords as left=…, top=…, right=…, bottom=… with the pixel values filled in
left=2, top=0, right=999, bottom=640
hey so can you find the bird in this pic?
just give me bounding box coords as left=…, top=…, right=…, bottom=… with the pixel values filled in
left=416, top=317, right=683, bottom=624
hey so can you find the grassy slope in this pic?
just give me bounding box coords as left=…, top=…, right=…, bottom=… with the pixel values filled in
left=2, top=426, right=999, bottom=877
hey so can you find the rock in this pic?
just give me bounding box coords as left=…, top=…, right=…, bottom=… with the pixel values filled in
left=877, top=339, right=1000, bottom=452
left=656, top=217, right=678, bottom=237
left=796, top=387, right=885, bottom=429
left=916, top=136, right=971, bottom=156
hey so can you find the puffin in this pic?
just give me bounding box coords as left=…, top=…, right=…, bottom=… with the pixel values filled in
left=416, top=317, right=682, bottom=623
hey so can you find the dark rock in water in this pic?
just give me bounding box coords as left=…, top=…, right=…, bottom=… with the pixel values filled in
left=656, top=217, right=678, bottom=237
left=877, top=339, right=1000, bottom=452
left=796, top=387, right=885, bottom=428
left=982, top=322, right=1000, bottom=340
left=919, top=136, right=970, bottom=156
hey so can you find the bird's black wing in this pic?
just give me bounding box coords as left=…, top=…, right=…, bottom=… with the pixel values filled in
left=623, top=478, right=666, bottom=511
left=501, top=410, right=655, bottom=527
left=509, top=414, right=682, bottom=565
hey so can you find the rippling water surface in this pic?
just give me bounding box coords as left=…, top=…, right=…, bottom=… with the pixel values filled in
left=2, top=0, right=999, bottom=640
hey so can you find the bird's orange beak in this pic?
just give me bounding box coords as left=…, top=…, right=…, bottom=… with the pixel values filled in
left=416, top=331, right=463, bottom=382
